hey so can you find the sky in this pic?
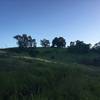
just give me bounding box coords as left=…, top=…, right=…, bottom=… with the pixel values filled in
left=0, top=0, right=100, bottom=48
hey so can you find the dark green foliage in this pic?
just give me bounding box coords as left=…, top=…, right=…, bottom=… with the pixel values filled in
left=40, top=39, right=50, bottom=47
left=93, top=42, right=100, bottom=50
left=14, top=34, right=36, bottom=48
left=52, top=37, right=66, bottom=48
left=52, top=37, right=58, bottom=47
left=68, top=40, right=91, bottom=53
left=91, top=42, right=100, bottom=53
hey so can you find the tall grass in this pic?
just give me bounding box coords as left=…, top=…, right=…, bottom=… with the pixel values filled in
left=0, top=54, right=100, bottom=100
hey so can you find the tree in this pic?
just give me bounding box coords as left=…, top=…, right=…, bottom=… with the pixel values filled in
left=92, top=42, right=100, bottom=53
left=70, top=41, right=75, bottom=47
left=32, top=39, right=37, bottom=48
left=93, top=42, right=100, bottom=50
left=68, top=40, right=91, bottom=53
left=57, top=37, right=66, bottom=48
left=75, top=40, right=91, bottom=52
left=40, top=39, right=50, bottom=47
left=14, top=34, right=36, bottom=48
left=22, top=34, right=28, bottom=48
left=27, top=36, right=33, bottom=47
left=52, top=37, right=58, bottom=47
left=52, top=37, right=66, bottom=48
left=14, top=35, right=23, bottom=48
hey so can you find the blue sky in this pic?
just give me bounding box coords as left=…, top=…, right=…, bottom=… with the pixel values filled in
left=0, top=0, right=100, bottom=48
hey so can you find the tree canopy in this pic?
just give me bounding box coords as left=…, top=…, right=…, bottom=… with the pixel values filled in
left=52, top=37, right=66, bottom=48
left=40, top=39, right=50, bottom=47
left=14, top=34, right=36, bottom=48
left=13, top=34, right=100, bottom=54
left=68, top=40, right=91, bottom=53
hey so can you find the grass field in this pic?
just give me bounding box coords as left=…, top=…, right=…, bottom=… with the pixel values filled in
left=0, top=48, right=100, bottom=100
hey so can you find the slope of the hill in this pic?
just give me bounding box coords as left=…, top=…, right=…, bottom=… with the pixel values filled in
left=4, top=47, right=100, bottom=66
left=0, top=48, right=100, bottom=100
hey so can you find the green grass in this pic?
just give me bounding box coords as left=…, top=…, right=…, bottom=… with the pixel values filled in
left=35, top=48, right=100, bottom=65
left=0, top=48, right=100, bottom=100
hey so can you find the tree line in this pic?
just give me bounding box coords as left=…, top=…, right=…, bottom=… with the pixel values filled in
left=14, top=34, right=66, bottom=48
left=14, top=34, right=100, bottom=53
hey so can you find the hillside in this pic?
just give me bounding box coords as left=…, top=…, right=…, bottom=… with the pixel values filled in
left=0, top=48, right=100, bottom=100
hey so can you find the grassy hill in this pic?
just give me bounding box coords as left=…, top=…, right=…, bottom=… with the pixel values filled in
left=0, top=48, right=100, bottom=100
